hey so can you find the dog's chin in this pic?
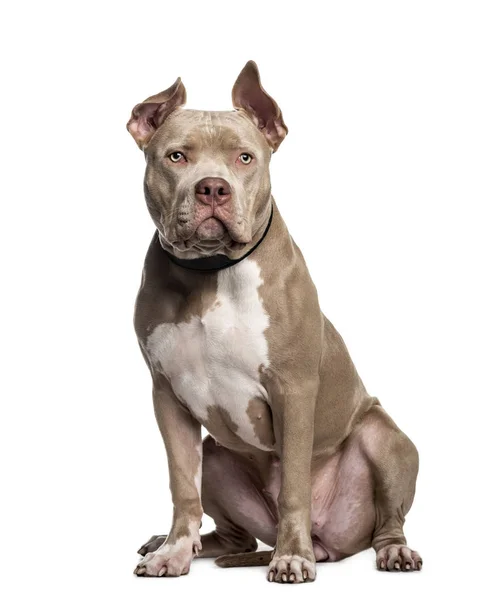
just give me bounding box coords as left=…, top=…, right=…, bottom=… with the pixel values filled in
left=195, top=217, right=226, bottom=241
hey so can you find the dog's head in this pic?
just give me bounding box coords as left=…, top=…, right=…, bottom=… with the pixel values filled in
left=127, top=61, right=287, bottom=258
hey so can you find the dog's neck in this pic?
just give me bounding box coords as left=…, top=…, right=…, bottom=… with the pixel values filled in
left=161, top=204, right=274, bottom=272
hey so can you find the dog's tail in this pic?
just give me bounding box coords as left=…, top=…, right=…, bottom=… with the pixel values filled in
left=215, top=550, right=272, bottom=568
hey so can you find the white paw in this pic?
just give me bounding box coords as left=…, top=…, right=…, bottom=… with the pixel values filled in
left=134, top=536, right=200, bottom=577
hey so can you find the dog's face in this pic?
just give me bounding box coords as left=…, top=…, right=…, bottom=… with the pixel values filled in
left=127, top=61, right=287, bottom=258
left=142, top=109, right=271, bottom=257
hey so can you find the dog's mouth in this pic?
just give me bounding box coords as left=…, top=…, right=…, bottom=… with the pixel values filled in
left=195, top=217, right=226, bottom=241
left=159, top=201, right=254, bottom=258
left=164, top=217, right=248, bottom=257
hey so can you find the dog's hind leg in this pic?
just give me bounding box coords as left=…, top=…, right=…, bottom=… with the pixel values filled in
left=138, top=530, right=258, bottom=559
left=138, top=436, right=277, bottom=560
left=198, top=436, right=277, bottom=559
left=358, top=404, right=423, bottom=571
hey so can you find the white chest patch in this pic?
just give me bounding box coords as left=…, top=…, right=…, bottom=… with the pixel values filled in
left=146, top=258, right=271, bottom=450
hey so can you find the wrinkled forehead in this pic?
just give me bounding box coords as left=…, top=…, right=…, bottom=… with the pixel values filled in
left=150, top=109, right=271, bottom=157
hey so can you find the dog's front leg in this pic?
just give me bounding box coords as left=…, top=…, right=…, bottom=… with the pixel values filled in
left=268, top=381, right=317, bottom=583
left=135, top=379, right=202, bottom=577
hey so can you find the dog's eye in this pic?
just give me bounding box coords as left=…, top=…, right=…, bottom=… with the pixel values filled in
left=168, top=151, right=185, bottom=163
left=239, top=153, right=253, bottom=165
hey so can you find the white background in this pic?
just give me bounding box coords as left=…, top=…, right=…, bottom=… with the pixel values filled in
left=1, top=1, right=503, bottom=598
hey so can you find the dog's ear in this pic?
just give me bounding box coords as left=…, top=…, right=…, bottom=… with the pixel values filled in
left=232, top=61, right=288, bottom=152
left=127, top=78, right=186, bottom=150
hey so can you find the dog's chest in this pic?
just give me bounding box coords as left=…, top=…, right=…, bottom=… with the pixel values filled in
left=146, top=259, right=273, bottom=451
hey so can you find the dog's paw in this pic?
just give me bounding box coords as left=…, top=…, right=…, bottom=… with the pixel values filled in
left=267, top=554, right=316, bottom=583
left=376, top=544, right=422, bottom=572
left=137, top=534, right=167, bottom=556
left=134, top=537, right=200, bottom=577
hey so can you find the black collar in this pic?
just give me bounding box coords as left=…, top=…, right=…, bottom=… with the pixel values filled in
left=163, top=206, right=273, bottom=272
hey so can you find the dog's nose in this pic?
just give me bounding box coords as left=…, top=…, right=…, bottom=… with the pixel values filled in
left=195, top=178, right=231, bottom=205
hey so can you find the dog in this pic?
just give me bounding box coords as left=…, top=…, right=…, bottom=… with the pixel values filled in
left=127, top=61, right=422, bottom=583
